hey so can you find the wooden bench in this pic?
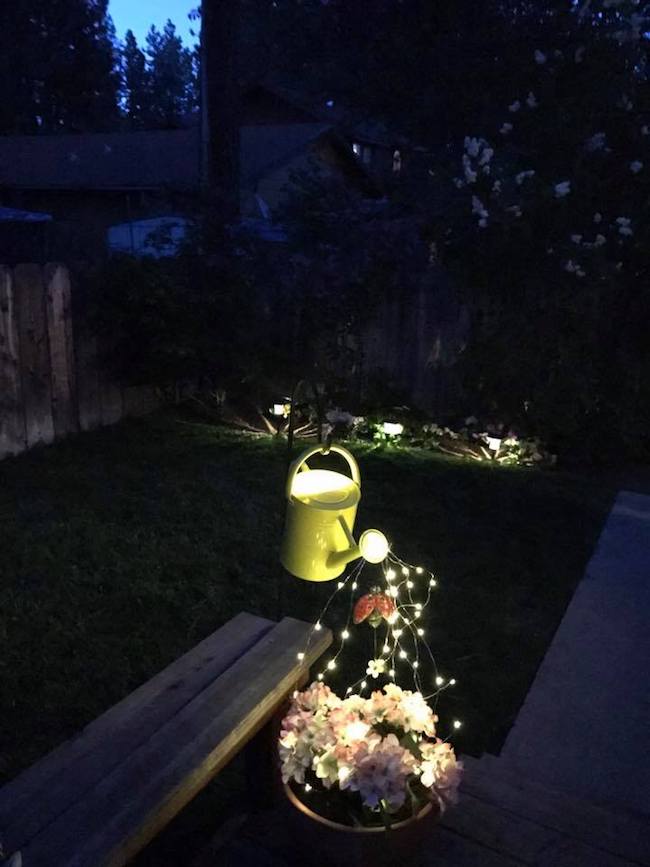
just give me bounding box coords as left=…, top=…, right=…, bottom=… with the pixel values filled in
left=0, top=612, right=331, bottom=867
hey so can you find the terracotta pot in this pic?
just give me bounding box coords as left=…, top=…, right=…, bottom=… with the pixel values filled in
left=283, top=782, right=439, bottom=867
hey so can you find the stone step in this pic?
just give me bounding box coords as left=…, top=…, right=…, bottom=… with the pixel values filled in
left=453, top=754, right=650, bottom=866
left=475, top=752, right=650, bottom=825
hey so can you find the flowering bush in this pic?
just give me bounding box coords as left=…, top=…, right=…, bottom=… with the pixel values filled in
left=279, top=682, right=462, bottom=826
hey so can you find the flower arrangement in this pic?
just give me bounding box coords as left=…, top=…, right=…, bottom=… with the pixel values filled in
left=279, top=681, right=462, bottom=828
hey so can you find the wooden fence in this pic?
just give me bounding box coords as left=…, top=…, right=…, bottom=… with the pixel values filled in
left=0, top=263, right=161, bottom=461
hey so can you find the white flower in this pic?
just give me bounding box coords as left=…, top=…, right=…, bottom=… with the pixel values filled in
left=618, top=94, right=633, bottom=111
left=462, top=154, right=477, bottom=184
left=500, top=122, right=513, bottom=135
left=571, top=234, right=582, bottom=244
left=594, top=234, right=606, bottom=247
left=534, top=50, right=547, bottom=64
left=453, top=177, right=465, bottom=188
left=630, top=160, right=644, bottom=174
left=586, top=132, right=606, bottom=152
left=575, top=45, right=586, bottom=63
left=366, top=658, right=386, bottom=679
left=617, top=217, right=633, bottom=236
left=478, top=218, right=488, bottom=228
left=515, top=169, right=535, bottom=185
left=509, top=100, right=521, bottom=113
left=492, top=180, right=502, bottom=194
left=479, top=147, right=494, bottom=166
left=642, top=125, right=650, bottom=136
left=472, top=195, right=487, bottom=216
left=419, top=741, right=463, bottom=812
left=565, top=260, right=585, bottom=276
left=526, top=92, right=538, bottom=109
left=554, top=180, right=571, bottom=198
left=464, top=136, right=481, bottom=157
left=593, top=212, right=603, bottom=224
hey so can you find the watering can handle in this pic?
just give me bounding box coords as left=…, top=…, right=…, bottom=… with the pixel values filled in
left=286, top=445, right=361, bottom=499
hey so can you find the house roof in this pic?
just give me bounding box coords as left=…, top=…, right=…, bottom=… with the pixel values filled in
left=0, top=206, right=52, bottom=222
left=0, top=123, right=331, bottom=192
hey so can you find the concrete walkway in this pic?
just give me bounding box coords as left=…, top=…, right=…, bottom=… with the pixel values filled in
left=500, top=490, right=650, bottom=817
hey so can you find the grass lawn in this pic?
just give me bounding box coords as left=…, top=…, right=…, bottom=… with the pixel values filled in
left=0, top=410, right=614, bottom=793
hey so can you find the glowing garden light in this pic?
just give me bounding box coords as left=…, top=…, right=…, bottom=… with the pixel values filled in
left=382, top=422, right=404, bottom=437
left=341, top=630, right=350, bottom=640
left=486, top=435, right=502, bottom=453
left=453, top=720, right=463, bottom=730
left=436, top=676, right=444, bottom=686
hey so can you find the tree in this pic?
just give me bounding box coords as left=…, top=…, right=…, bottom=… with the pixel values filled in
left=145, top=21, right=196, bottom=127
left=0, top=0, right=120, bottom=133
left=121, top=30, right=150, bottom=128
left=427, top=0, right=650, bottom=458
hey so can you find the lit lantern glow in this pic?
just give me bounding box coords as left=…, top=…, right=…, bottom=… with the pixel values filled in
left=358, top=529, right=389, bottom=564
left=486, top=436, right=502, bottom=453
left=382, top=422, right=404, bottom=437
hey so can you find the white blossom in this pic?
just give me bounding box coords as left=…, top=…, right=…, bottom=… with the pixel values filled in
left=618, top=94, right=633, bottom=111
left=479, top=147, right=494, bottom=166
left=462, top=154, right=477, bottom=183
left=571, top=234, right=583, bottom=244
left=366, top=658, right=386, bottom=679
left=630, top=160, right=644, bottom=174
left=472, top=196, right=489, bottom=219
left=509, top=100, right=521, bottom=113
left=586, top=132, right=606, bottom=152
left=464, top=136, right=481, bottom=157
left=515, top=169, right=535, bottom=185
left=642, top=125, right=650, bottom=136
left=526, top=92, right=538, bottom=109
left=594, top=234, right=606, bottom=247
left=616, top=217, right=633, bottom=236
left=574, top=45, right=586, bottom=63
left=554, top=181, right=571, bottom=198
left=500, top=123, right=513, bottom=135
left=593, top=212, right=603, bottom=224
left=478, top=218, right=488, bottom=228
left=492, top=180, right=502, bottom=194
left=565, top=260, right=585, bottom=277
left=453, top=177, right=465, bottom=188
left=534, top=50, right=547, bottom=64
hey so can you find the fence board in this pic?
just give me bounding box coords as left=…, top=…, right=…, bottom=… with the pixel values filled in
left=45, top=264, right=78, bottom=438
left=75, top=331, right=102, bottom=432
left=14, top=264, right=55, bottom=448
left=0, top=266, right=26, bottom=457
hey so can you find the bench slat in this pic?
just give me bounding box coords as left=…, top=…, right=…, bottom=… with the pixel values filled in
left=15, top=616, right=331, bottom=866
left=0, top=612, right=275, bottom=850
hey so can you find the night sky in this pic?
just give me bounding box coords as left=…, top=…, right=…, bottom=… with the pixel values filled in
left=109, top=0, right=198, bottom=47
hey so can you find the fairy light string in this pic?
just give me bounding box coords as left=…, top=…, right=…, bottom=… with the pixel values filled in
left=296, top=546, right=462, bottom=735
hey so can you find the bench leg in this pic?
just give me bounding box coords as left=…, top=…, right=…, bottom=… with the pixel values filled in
left=245, top=717, right=281, bottom=811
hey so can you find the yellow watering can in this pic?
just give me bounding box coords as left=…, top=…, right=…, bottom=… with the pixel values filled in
left=280, top=444, right=389, bottom=582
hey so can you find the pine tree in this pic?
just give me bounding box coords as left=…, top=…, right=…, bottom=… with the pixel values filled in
left=121, top=30, right=150, bottom=128
left=0, top=0, right=120, bottom=133
left=145, top=21, right=195, bottom=128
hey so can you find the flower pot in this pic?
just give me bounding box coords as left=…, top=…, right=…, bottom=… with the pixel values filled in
left=283, top=782, right=439, bottom=867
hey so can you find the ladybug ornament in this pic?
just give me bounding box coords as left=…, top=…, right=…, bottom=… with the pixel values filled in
left=353, top=586, right=396, bottom=629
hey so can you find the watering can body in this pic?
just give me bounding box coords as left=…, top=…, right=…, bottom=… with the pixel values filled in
left=281, top=446, right=361, bottom=582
